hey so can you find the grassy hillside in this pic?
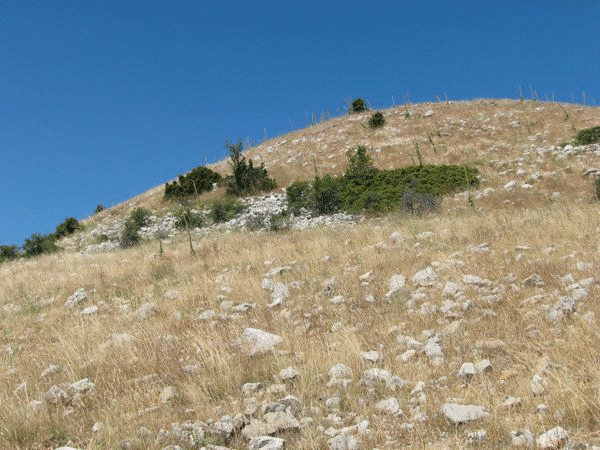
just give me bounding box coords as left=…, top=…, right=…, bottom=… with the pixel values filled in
left=2, top=99, right=600, bottom=450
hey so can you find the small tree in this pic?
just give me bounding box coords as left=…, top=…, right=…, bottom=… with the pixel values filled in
left=368, top=111, right=385, bottom=128
left=0, top=245, right=20, bottom=262
left=55, top=217, right=80, bottom=238
left=349, top=98, right=368, bottom=114
left=23, top=233, right=57, bottom=257
left=94, top=204, right=105, bottom=214
left=226, top=140, right=276, bottom=196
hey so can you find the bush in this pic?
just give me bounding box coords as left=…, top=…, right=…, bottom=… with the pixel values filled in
left=22, top=233, right=57, bottom=257
left=225, top=140, right=276, bottom=196
left=174, top=207, right=205, bottom=230
left=349, top=98, right=368, bottom=114
left=120, top=207, right=151, bottom=248
left=575, top=126, right=600, bottom=145
left=286, top=146, right=479, bottom=216
left=0, top=245, right=20, bottom=262
left=210, top=197, right=246, bottom=224
left=368, top=112, right=385, bottom=129
left=94, top=204, right=105, bottom=214
left=164, top=166, right=222, bottom=199
left=54, top=217, right=80, bottom=239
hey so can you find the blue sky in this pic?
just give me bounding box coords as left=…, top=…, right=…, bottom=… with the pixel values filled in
left=1, top=0, right=599, bottom=247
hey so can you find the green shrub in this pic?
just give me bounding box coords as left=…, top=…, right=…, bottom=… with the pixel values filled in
left=286, top=181, right=312, bottom=215
left=225, top=140, right=276, bottom=196
left=95, top=234, right=110, bottom=244
left=0, top=245, right=20, bottom=262
left=174, top=207, right=205, bottom=230
left=164, top=166, right=222, bottom=199
left=120, top=207, right=151, bottom=248
left=575, top=126, right=600, bottom=145
left=285, top=146, right=479, bottom=216
left=22, top=233, right=57, bottom=257
left=312, top=175, right=342, bottom=215
left=368, top=112, right=385, bottom=129
left=94, top=204, right=105, bottom=214
left=54, top=217, right=80, bottom=239
left=210, top=197, right=246, bottom=224
left=349, top=98, right=368, bottom=114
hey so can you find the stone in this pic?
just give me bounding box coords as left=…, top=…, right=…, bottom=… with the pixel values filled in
left=135, top=302, right=159, bottom=319
left=510, top=429, right=534, bottom=447
left=159, top=386, right=178, bottom=404
left=70, top=378, right=95, bottom=394
left=443, top=282, right=461, bottom=297
left=269, top=283, right=289, bottom=307
left=412, top=267, right=437, bottom=287
left=163, top=290, right=180, bottom=299
left=388, top=274, right=406, bottom=291
left=264, top=410, right=300, bottom=433
left=41, top=364, right=61, bottom=378
left=465, top=429, right=487, bottom=445
left=65, top=288, right=88, bottom=308
left=531, top=374, right=548, bottom=395
left=441, top=403, right=489, bottom=423
left=248, top=436, right=285, bottom=450
left=475, top=359, right=492, bottom=373
left=458, top=362, right=476, bottom=380
left=523, top=274, right=544, bottom=287
left=375, top=397, right=402, bottom=416
left=328, top=433, right=360, bottom=450
left=361, top=351, right=383, bottom=364
left=329, top=363, right=352, bottom=379
left=537, top=426, right=568, bottom=449
left=240, top=328, right=283, bottom=355
left=80, top=305, right=98, bottom=315
left=504, top=180, right=518, bottom=191
left=242, top=419, right=268, bottom=440
left=462, top=275, right=491, bottom=286
left=279, top=367, right=299, bottom=382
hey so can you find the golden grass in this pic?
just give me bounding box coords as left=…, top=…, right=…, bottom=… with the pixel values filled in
left=2, top=99, right=600, bottom=449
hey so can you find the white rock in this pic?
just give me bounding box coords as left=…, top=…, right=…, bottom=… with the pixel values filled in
left=240, top=328, right=283, bottom=356
left=70, top=378, right=95, bottom=394
left=65, top=288, right=88, bottom=308
left=531, top=374, right=548, bottom=395
left=135, top=302, right=158, bottom=319
left=163, top=290, right=180, bottom=299
left=412, top=267, right=437, bottom=287
left=441, top=403, right=489, bottom=423
left=249, top=436, right=286, bottom=450
left=388, top=274, right=406, bottom=291
left=375, top=397, right=402, bottom=416
left=80, top=305, right=98, bottom=315
left=466, top=429, right=487, bottom=445
left=159, top=386, right=178, bottom=404
left=361, top=351, right=383, bottom=364
left=41, top=364, right=61, bottom=378
left=458, top=362, right=476, bottom=380
left=443, top=282, right=461, bottom=297
left=279, top=367, right=299, bottom=382
left=329, top=363, right=352, bottom=379
left=510, top=428, right=534, bottom=447
left=269, top=283, right=289, bottom=307
left=462, top=274, right=491, bottom=286
left=328, top=433, right=360, bottom=450
left=504, top=180, right=518, bottom=191
left=537, top=426, right=568, bottom=449
left=476, top=359, right=492, bottom=373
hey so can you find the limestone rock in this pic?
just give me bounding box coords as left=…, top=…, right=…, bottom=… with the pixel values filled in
left=240, top=328, right=283, bottom=356
left=412, top=267, right=437, bottom=287
left=537, top=426, right=568, bottom=449
left=441, top=403, right=489, bottom=423
left=65, top=288, right=88, bottom=308
left=248, top=436, right=285, bottom=450
left=328, top=433, right=360, bottom=450
left=511, top=429, right=534, bottom=447
left=375, top=397, right=402, bottom=416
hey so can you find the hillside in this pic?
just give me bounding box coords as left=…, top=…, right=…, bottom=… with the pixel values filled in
left=2, top=99, right=600, bottom=450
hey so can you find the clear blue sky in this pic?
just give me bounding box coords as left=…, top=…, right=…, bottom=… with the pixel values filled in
left=1, top=0, right=599, bottom=247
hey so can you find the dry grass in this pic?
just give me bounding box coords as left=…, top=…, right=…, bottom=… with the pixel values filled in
left=2, top=99, right=600, bottom=449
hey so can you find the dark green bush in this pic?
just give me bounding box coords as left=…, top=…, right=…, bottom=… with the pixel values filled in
left=174, top=207, right=205, bottom=230
left=94, top=204, right=105, bottom=214
left=120, top=207, right=151, bottom=248
left=0, top=245, right=20, bottom=262
left=286, top=181, right=312, bottom=215
left=312, top=175, right=342, bottom=215
left=22, top=233, right=58, bottom=257
left=349, top=98, right=368, bottom=114
left=226, top=141, right=276, bottom=196
left=210, top=197, right=246, bottom=224
left=164, top=166, right=222, bottom=199
left=368, top=112, right=385, bottom=129
left=286, top=146, right=479, bottom=216
left=54, top=217, right=80, bottom=239
left=575, top=126, right=600, bottom=145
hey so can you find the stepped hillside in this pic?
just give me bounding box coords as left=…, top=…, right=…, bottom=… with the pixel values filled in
left=2, top=99, right=600, bottom=450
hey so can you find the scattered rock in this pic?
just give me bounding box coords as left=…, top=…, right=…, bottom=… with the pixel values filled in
left=248, top=436, right=285, bottom=450
left=510, top=429, right=534, bottom=447
left=328, top=433, right=360, bottom=450
left=412, top=267, right=437, bottom=287
left=65, top=288, right=88, bottom=308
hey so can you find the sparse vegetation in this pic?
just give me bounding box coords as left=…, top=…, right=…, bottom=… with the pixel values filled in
left=174, top=206, right=205, bottom=230
left=226, top=140, right=276, bottom=196
left=22, top=232, right=58, bottom=257
left=209, top=197, right=246, bottom=223
left=164, top=166, right=222, bottom=199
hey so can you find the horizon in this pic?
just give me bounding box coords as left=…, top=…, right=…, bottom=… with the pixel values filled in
left=1, top=0, right=599, bottom=247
